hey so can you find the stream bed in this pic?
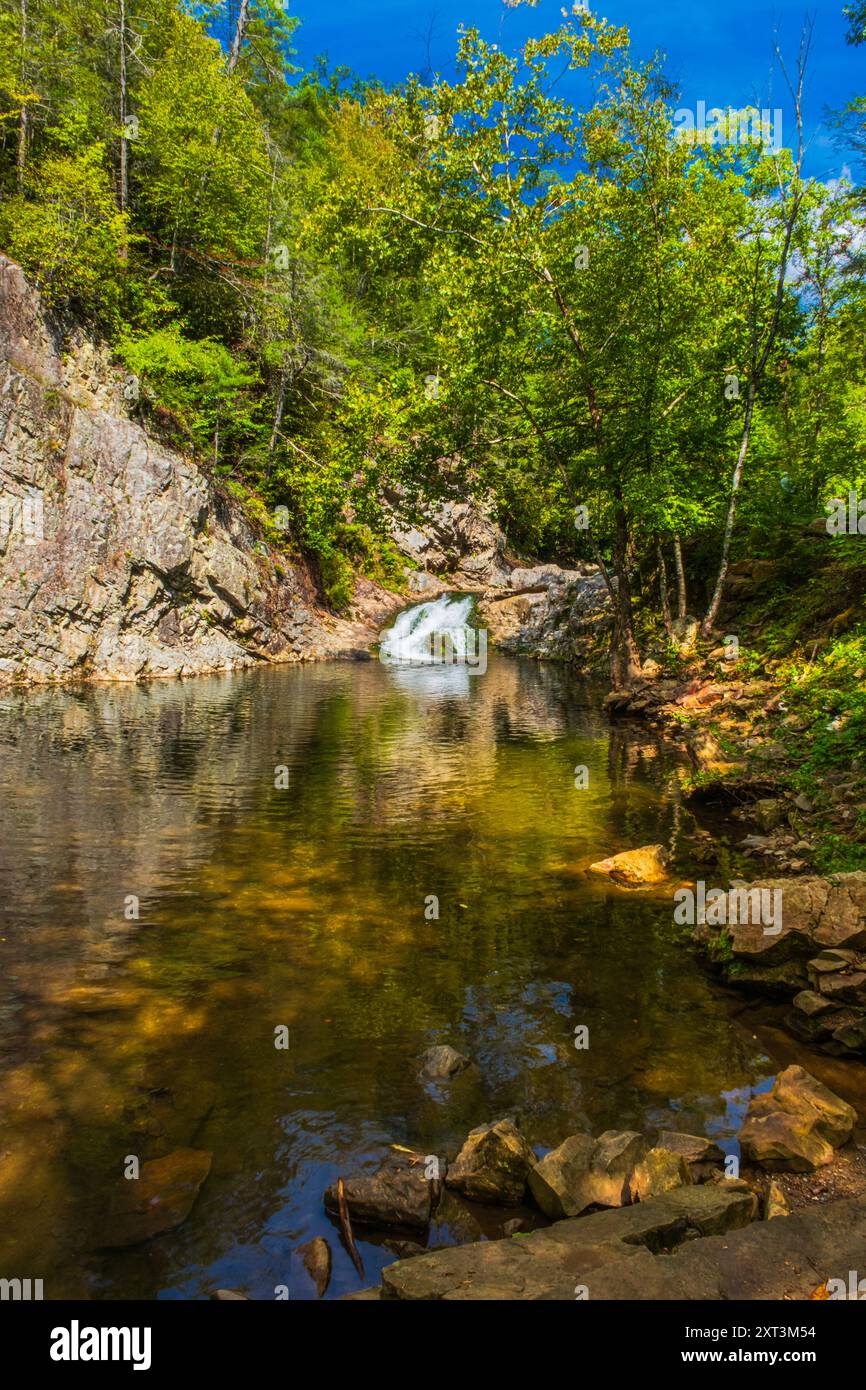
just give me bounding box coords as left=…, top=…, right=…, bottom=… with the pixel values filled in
left=0, top=646, right=783, bottom=1298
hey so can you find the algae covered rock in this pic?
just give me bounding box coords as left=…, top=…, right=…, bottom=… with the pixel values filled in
left=445, top=1119, right=535, bottom=1205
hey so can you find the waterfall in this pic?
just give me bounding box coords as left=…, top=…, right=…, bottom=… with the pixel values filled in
left=378, top=594, right=482, bottom=668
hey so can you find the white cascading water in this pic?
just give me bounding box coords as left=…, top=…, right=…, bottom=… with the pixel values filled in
left=379, top=594, right=476, bottom=665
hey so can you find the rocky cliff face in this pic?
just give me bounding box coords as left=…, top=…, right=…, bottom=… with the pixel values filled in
left=0, top=255, right=399, bottom=683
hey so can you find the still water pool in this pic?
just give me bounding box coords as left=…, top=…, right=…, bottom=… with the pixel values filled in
left=0, top=651, right=776, bottom=1298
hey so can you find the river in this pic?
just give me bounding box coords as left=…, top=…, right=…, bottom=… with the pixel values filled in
left=0, top=624, right=776, bottom=1298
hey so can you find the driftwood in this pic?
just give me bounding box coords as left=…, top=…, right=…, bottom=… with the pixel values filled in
left=336, top=1177, right=365, bottom=1279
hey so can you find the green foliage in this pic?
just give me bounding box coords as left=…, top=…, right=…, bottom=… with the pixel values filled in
left=0, top=0, right=865, bottom=657
left=118, top=326, right=257, bottom=454
left=845, top=1, right=866, bottom=44
left=0, top=136, right=130, bottom=324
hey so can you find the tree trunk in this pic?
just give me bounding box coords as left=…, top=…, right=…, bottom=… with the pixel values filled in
left=118, top=0, right=129, bottom=216
left=701, top=383, right=756, bottom=637
left=16, top=0, right=27, bottom=191
left=267, top=374, right=287, bottom=475
left=610, top=502, right=643, bottom=686
left=227, top=0, right=250, bottom=74
left=672, top=532, right=687, bottom=620
left=656, top=536, right=674, bottom=636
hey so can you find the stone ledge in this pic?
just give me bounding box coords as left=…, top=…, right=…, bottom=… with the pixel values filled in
left=370, top=1187, right=866, bottom=1300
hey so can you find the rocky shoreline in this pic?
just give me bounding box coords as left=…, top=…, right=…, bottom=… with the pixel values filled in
left=303, top=1062, right=861, bottom=1300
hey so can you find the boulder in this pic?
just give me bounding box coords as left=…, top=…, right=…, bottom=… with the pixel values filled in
left=589, top=1130, right=649, bottom=1206
left=631, top=1147, right=692, bottom=1201
left=100, top=1148, right=212, bottom=1248
left=704, top=875, right=866, bottom=966
left=588, top=845, right=668, bottom=887
left=809, top=948, right=858, bottom=977
left=445, top=1119, right=535, bottom=1205
left=739, top=1065, right=856, bottom=1172
left=792, top=989, right=835, bottom=1018
left=527, top=1133, right=596, bottom=1218
left=656, top=1131, right=725, bottom=1167
left=324, top=1154, right=433, bottom=1232
left=417, top=1045, right=471, bottom=1082
left=772, top=1065, right=856, bottom=1146
left=528, top=1130, right=652, bottom=1218
left=816, top=971, right=866, bottom=1005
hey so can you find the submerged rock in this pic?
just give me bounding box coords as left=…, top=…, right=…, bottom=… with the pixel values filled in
left=100, top=1148, right=212, bottom=1248
left=445, top=1119, right=535, bottom=1205
left=739, top=1065, right=856, bottom=1172
left=297, top=1236, right=332, bottom=1297
left=588, top=845, right=668, bottom=886
left=431, top=1187, right=485, bottom=1245
left=418, top=1045, right=471, bottom=1082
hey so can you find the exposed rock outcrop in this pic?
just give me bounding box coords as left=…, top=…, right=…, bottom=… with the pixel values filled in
left=478, top=564, right=612, bottom=666
left=388, top=493, right=513, bottom=590
left=356, top=1186, right=866, bottom=1301
left=0, top=255, right=400, bottom=684
left=384, top=489, right=614, bottom=666
left=694, top=872, right=866, bottom=1055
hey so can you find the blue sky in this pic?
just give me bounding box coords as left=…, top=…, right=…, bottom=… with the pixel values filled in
left=287, top=0, right=863, bottom=180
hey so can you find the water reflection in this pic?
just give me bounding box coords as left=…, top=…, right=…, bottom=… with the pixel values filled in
left=0, top=655, right=773, bottom=1299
